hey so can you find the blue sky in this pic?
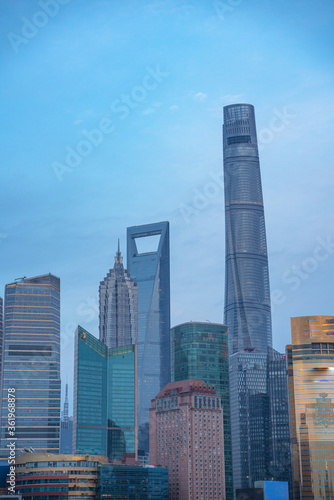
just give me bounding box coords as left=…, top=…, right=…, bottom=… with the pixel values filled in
left=1, top=0, right=334, bottom=411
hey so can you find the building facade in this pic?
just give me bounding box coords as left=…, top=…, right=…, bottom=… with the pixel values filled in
left=0, top=274, right=61, bottom=457
left=99, top=241, right=138, bottom=348
left=0, top=298, right=3, bottom=386
left=14, top=452, right=108, bottom=500
left=98, top=463, right=169, bottom=499
left=149, top=380, right=226, bottom=500
left=223, top=103, right=272, bottom=355
left=127, top=221, right=170, bottom=453
left=73, top=326, right=137, bottom=460
left=171, top=321, right=232, bottom=499
left=287, top=316, right=334, bottom=499
left=229, top=349, right=291, bottom=493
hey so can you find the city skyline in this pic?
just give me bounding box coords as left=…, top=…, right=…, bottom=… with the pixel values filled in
left=1, top=0, right=333, bottom=413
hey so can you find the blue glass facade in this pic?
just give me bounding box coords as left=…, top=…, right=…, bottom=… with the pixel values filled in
left=0, top=274, right=61, bottom=456
left=223, top=104, right=272, bottom=355
left=127, top=222, right=170, bottom=453
left=98, top=464, right=169, bottom=499
left=171, top=321, right=233, bottom=499
left=230, top=349, right=292, bottom=493
left=73, top=326, right=137, bottom=460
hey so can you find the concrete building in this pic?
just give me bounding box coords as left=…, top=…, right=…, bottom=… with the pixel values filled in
left=287, top=316, right=334, bottom=499
left=149, top=379, right=225, bottom=500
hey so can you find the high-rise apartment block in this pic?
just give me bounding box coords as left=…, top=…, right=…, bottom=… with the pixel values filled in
left=73, top=326, right=137, bottom=460
left=99, top=242, right=138, bottom=348
left=0, top=274, right=61, bottom=456
left=223, top=103, right=272, bottom=355
left=149, top=380, right=226, bottom=500
left=127, top=222, right=170, bottom=452
left=287, top=316, right=334, bottom=499
left=171, top=321, right=232, bottom=499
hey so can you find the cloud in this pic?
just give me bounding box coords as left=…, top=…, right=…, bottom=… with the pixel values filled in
left=170, top=105, right=179, bottom=111
left=192, top=92, right=208, bottom=102
left=221, top=94, right=243, bottom=104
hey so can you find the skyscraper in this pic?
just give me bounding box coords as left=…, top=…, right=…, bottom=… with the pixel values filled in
left=229, top=348, right=292, bottom=493
left=171, top=321, right=233, bottom=499
left=73, top=325, right=137, bottom=460
left=223, top=103, right=272, bottom=355
left=0, top=297, right=3, bottom=385
left=149, top=380, right=226, bottom=500
left=0, top=274, right=61, bottom=456
left=99, top=241, right=138, bottom=348
left=127, top=221, right=170, bottom=453
left=287, top=316, right=334, bottom=500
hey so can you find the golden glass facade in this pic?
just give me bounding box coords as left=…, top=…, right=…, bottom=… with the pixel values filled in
left=287, top=316, right=334, bottom=499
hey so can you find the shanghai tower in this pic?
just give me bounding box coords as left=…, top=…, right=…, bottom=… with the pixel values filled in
left=223, top=103, right=272, bottom=355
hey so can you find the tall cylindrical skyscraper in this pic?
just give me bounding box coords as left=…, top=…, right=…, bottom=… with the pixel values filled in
left=223, top=104, right=272, bottom=355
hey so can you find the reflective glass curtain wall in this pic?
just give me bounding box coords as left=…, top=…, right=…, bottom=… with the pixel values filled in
left=223, top=104, right=272, bottom=355
left=127, top=222, right=170, bottom=452
left=171, top=321, right=233, bottom=500
left=73, top=326, right=137, bottom=460
left=0, top=274, right=61, bottom=456
left=287, top=316, right=334, bottom=500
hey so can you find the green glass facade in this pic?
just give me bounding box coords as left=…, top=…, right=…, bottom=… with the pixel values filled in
left=170, top=321, right=232, bottom=499
left=73, top=326, right=137, bottom=460
left=98, top=464, right=169, bottom=499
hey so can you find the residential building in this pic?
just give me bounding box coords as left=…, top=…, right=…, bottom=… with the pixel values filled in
left=223, top=103, right=272, bottom=355
left=127, top=221, right=170, bottom=453
left=99, top=241, right=138, bottom=348
left=149, top=379, right=226, bottom=500
left=287, top=316, right=334, bottom=499
left=171, top=321, right=232, bottom=499
left=0, top=274, right=61, bottom=457
left=73, top=326, right=137, bottom=460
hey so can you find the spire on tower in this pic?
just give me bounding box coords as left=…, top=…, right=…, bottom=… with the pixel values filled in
left=115, top=238, right=123, bottom=265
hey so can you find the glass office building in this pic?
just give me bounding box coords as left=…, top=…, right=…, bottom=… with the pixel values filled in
left=127, top=221, right=170, bottom=453
left=0, top=274, right=61, bottom=456
left=171, top=321, right=233, bottom=499
left=99, top=241, right=138, bottom=348
left=98, top=463, right=169, bottom=499
left=287, top=316, right=334, bottom=500
left=223, top=104, right=272, bottom=355
left=73, top=326, right=137, bottom=460
left=229, top=348, right=291, bottom=493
